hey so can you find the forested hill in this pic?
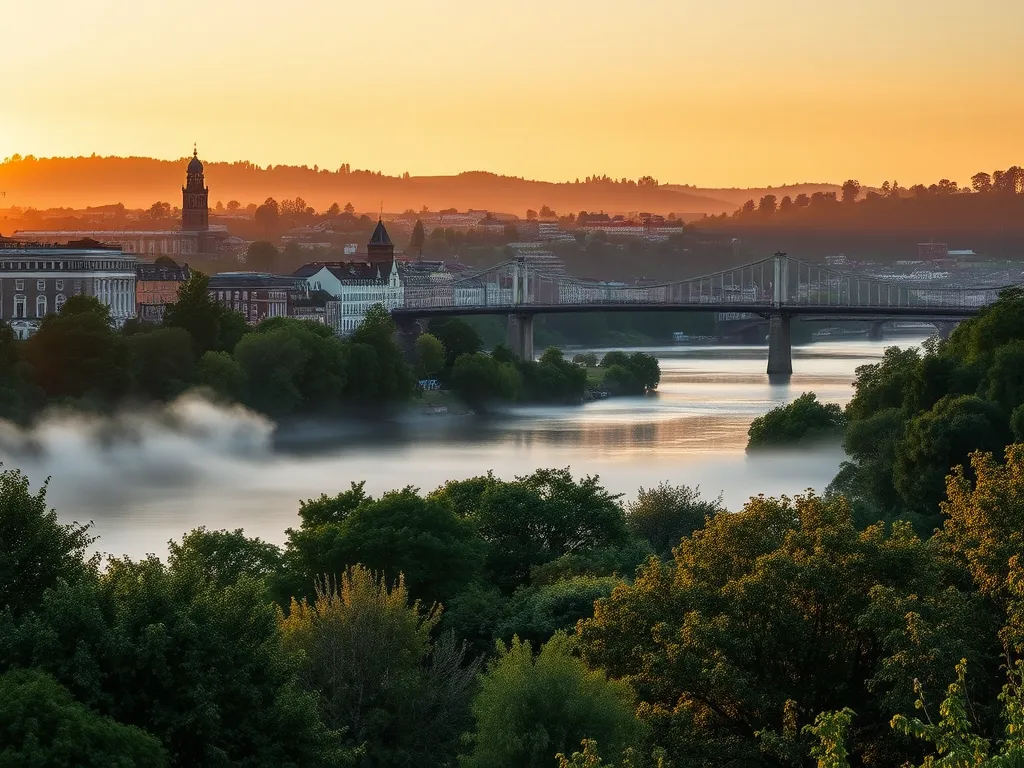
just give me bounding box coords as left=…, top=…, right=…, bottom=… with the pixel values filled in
left=0, top=155, right=735, bottom=216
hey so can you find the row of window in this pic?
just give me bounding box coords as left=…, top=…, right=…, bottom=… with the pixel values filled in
left=7, top=279, right=65, bottom=291
left=9, top=294, right=66, bottom=319
left=0, top=260, right=129, bottom=271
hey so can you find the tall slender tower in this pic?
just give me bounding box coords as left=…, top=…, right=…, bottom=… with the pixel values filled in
left=181, top=147, right=209, bottom=232
left=367, top=217, right=395, bottom=264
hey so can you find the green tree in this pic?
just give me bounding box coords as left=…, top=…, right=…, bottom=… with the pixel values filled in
left=23, top=295, right=129, bottom=401
left=0, top=467, right=94, bottom=618
left=845, top=346, right=921, bottom=421
left=2, top=557, right=347, bottom=767
left=985, top=341, right=1024, bottom=412
left=0, top=668, right=168, bottom=767
left=626, top=482, right=722, bottom=559
left=349, top=304, right=415, bottom=403
left=464, top=633, right=641, bottom=768
left=284, top=487, right=484, bottom=604
left=747, top=392, right=846, bottom=449
left=126, top=327, right=195, bottom=400
left=600, top=364, right=638, bottom=395
left=428, top=317, right=482, bottom=369
left=279, top=566, right=478, bottom=766
left=195, top=350, right=246, bottom=400
left=497, top=575, right=620, bottom=646
left=893, top=395, right=1010, bottom=519
left=166, top=527, right=282, bottom=591
left=164, top=272, right=243, bottom=356
left=415, top=332, right=445, bottom=379
left=450, top=352, right=521, bottom=406
left=233, top=328, right=309, bottom=415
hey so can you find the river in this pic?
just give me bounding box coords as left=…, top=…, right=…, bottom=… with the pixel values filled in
left=0, top=337, right=927, bottom=559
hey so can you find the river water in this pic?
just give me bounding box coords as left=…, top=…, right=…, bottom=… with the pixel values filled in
left=0, top=337, right=928, bottom=559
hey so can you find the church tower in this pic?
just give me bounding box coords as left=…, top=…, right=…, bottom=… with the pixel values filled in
left=367, top=217, right=395, bottom=264
left=181, top=147, right=209, bottom=232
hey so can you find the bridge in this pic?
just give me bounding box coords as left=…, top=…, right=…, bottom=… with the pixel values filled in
left=394, top=252, right=1010, bottom=374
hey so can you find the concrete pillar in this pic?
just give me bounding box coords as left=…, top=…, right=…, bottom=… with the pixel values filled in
left=869, top=321, right=884, bottom=341
left=507, top=313, right=534, bottom=361
left=766, top=312, right=792, bottom=375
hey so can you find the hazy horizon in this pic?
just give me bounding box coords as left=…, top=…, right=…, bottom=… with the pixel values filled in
left=5, top=0, right=1022, bottom=188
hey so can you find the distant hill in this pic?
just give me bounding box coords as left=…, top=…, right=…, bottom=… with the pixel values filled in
left=663, top=183, right=843, bottom=207
left=0, top=155, right=736, bottom=218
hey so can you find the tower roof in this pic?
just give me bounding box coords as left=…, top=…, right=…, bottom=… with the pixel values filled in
left=369, top=217, right=392, bottom=246
left=187, top=147, right=204, bottom=174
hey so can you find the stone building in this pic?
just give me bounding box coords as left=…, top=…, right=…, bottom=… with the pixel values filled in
left=136, top=262, right=190, bottom=322
left=0, top=241, right=137, bottom=337
left=207, top=272, right=299, bottom=325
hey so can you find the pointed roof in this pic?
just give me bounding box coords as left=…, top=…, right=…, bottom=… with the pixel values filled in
left=187, top=146, right=203, bottom=174
left=369, top=217, right=392, bottom=246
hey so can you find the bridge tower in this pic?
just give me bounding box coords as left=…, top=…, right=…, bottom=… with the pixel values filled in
left=507, top=255, right=535, bottom=360
left=766, top=252, right=792, bottom=375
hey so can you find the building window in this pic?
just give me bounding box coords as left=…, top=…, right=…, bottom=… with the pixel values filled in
left=55, top=294, right=66, bottom=313
left=55, top=279, right=64, bottom=291
left=14, top=279, right=23, bottom=291
left=37, top=279, right=45, bottom=291
left=13, top=295, right=26, bottom=319
left=36, top=295, right=47, bottom=318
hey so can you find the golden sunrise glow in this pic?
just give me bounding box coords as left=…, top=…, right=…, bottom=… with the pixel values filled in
left=4, top=0, right=1023, bottom=186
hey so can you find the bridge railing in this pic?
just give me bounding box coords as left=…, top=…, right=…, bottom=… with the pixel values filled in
left=398, top=256, right=1013, bottom=312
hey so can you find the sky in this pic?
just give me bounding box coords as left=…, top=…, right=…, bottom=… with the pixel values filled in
left=4, top=0, right=1023, bottom=187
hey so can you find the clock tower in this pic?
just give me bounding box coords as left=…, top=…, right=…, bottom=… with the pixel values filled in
left=181, top=147, right=209, bottom=232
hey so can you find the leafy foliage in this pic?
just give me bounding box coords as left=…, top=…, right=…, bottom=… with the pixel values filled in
left=747, top=392, right=845, bottom=449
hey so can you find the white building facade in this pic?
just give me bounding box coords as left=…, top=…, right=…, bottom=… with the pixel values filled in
left=302, top=261, right=404, bottom=336
left=0, top=244, right=137, bottom=338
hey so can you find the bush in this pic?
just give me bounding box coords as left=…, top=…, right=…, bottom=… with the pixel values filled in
left=747, top=392, right=845, bottom=450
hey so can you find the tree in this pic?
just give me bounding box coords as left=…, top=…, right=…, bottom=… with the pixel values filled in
left=414, top=333, right=445, bottom=379
left=627, top=482, right=722, bottom=559
left=410, top=219, right=426, bottom=255
left=795, top=193, right=811, bottom=207
left=0, top=668, right=168, bottom=767
left=758, top=194, right=778, bottom=215
left=504, top=223, right=519, bottom=240
left=279, top=567, right=478, bottom=767
left=246, top=241, right=279, bottom=273
left=195, top=350, right=246, bottom=399
left=893, top=395, right=1010, bottom=519
left=147, top=201, right=171, bottom=220
left=164, top=272, right=244, bottom=356
left=254, top=197, right=280, bottom=237
left=747, top=392, right=846, bottom=449
left=463, top=633, right=641, bottom=768
left=167, top=527, right=282, bottom=591
left=283, top=487, right=484, bottom=604
left=779, top=195, right=794, bottom=213
left=841, top=179, right=861, bottom=204
left=526, top=209, right=538, bottom=220
left=600, top=351, right=631, bottom=368
left=740, top=199, right=756, bottom=215
left=540, top=205, right=555, bottom=218
left=497, top=575, right=620, bottom=646
left=349, top=304, right=415, bottom=403
left=428, top=317, right=482, bottom=369
left=126, top=327, right=195, bottom=401
left=23, top=295, right=129, bottom=401
left=578, top=492, right=985, bottom=767
left=233, top=328, right=309, bottom=415
left=0, top=467, right=94, bottom=618
left=450, top=352, right=521, bottom=406
left=3, top=556, right=348, bottom=767
left=226, top=199, right=240, bottom=212
left=343, top=202, right=355, bottom=214
left=985, top=341, right=1024, bottom=411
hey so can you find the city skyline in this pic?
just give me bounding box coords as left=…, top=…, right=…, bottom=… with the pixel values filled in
left=4, top=0, right=1023, bottom=187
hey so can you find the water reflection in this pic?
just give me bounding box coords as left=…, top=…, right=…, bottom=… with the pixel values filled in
left=0, top=338, right=927, bottom=559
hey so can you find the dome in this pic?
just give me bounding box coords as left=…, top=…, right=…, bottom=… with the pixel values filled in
left=187, top=148, right=203, bottom=174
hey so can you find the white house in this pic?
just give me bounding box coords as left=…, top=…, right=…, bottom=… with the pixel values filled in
left=298, top=261, right=404, bottom=336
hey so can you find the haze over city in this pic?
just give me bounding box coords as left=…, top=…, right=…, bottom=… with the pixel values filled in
left=4, top=0, right=1023, bottom=186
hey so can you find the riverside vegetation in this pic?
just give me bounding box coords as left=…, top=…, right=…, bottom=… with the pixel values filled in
left=0, top=272, right=660, bottom=423
left=7, top=291, right=1024, bottom=766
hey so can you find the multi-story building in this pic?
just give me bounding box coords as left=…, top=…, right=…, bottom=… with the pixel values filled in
left=207, top=272, right=294, bottom=325
left=136, top=262, right=190, bottom=322
left=0, top=242, right=137, bottom=337
left=295, top=220, right=406, bottom=335
left=917, top=242, right=949, bottom=261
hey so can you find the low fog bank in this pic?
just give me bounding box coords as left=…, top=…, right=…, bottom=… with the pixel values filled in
left=0, top=394, right=845, bottom=561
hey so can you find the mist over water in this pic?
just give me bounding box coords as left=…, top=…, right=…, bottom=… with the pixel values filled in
left=0, top=338, right=928, bottom=560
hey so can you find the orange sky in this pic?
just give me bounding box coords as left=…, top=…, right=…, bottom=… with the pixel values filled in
left=4, top=0, right=1022, bottom=187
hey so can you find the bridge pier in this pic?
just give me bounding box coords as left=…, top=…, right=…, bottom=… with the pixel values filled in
left=935, top=321, right=957, bottom=340
left=766, top=313, right=792, bottom=375
left=869, top=321, right=885, bottom=341
left=507, top=313, right=534, bottom=361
